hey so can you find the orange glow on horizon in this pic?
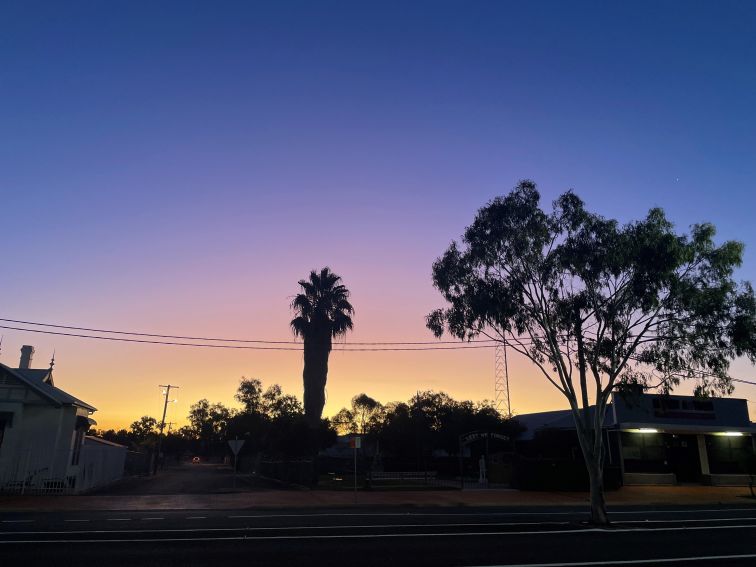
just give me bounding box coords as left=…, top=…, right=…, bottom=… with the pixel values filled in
left=1, top=329, right=568, bottom=431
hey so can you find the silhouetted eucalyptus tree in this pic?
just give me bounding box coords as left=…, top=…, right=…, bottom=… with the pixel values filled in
left=291, top=267, right=354, bottom=428
left=427, top=180, right=756, bottom=525
left=332, top=393, right=383, bottom=435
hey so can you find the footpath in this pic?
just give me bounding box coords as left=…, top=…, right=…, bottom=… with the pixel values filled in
left=1, top=485, right=754, bottom=512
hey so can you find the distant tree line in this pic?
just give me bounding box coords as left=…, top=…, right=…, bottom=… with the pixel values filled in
left=93, top=380, right=521, bottom=469
left=332, top=391, right=522, bottom=470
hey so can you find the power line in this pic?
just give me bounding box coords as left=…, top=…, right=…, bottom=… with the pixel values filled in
left=0, top=324, right=496, bottom=351
left=2, top=319, right=755, bottom=383
left=0, top=318, right=496, bottom=346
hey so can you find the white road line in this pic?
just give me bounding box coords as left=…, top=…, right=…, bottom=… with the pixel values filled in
left=1, top=520, right=33, bottom=524
left=616, top=517, right=756, bottom=524
left=1, top=523, right=755, bottom=543
left=0, top=521, right=572, bottom=535
left=468, top=553, right=756, bottom=566
left=224, top=508, right=756, bottom=519
left=186, top=516, right=207, bottom=520
left=142, top=518, right=164, bottom=521
left=2, top=516, right=755, bottom=537
left=5, top=508, right=753, bottom=525
left=611, top=508, right=756, bottom=515
left=106, top=518, right=131, bottom=522
left=225, top=513, right=580, bottom=519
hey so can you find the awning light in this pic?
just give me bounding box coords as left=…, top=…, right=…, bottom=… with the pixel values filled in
left=635, top=428, right=659, bottom=433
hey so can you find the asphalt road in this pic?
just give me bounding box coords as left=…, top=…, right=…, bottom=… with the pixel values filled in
left=1, top=505, right=756, bottom=566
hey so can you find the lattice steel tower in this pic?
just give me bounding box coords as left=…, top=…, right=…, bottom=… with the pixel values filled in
left=494, top=343, right=512, bottom=416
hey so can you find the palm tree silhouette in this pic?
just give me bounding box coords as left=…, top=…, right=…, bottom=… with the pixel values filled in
left=291, top=267, right=354, bottom=428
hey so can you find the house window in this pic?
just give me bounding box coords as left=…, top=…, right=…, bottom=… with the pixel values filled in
left=0, top=412, right=12, bottom=452
left=71, top=428, right=85, bottom=465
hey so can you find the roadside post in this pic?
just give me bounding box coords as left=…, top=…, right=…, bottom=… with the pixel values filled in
left=228, top=438, right=245, bottom=489
left=349, top=435, right=361, bottom=495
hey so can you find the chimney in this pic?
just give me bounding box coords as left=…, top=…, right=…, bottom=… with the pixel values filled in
left=19, top=345, right=35, bottom=369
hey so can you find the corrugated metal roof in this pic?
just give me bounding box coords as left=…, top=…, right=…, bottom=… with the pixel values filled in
left=84, top=435, right=126, bottom=449
left=0, top=362, right=97, bottom=412
left=516, top=405, right=615, bottom=440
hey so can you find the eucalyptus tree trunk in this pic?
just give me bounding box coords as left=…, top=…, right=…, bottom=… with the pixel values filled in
left=587, top=459, right=609, bottom=525
left=574, top=415, right=610, bottom=525
left=571, top=317, right=610, bottom=525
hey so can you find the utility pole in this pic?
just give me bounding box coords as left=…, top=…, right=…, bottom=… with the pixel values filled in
left=154, top=384, right=179, bottom=475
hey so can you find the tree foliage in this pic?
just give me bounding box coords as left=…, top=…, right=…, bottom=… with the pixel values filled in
left=427, top=180, right=756, bottom=523
left=128, top=416, right=158, bottom=443
left=228, top=377, right=333, bottom=459
left=187, top=399, right=234, bottom=445
left=333, top=390, right=521, bottom=466
left=332, top=393, right=383, bottom=435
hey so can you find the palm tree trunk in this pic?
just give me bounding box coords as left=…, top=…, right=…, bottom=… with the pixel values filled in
left=302, top=337, right=331, bottom=487
left=302, top=341, right=329, bottom=429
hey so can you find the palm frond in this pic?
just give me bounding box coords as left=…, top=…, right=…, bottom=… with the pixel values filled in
left=290, top=316, right=310, bottom=338
left=298, top=279, right=317, bottom=298
left=291, top=293, right=313, bottom=315
left=335, top=297, right=354, bottom=314
left=331, top=311, right=354, bottom=337
left=291, top=266, right=354, bottom=339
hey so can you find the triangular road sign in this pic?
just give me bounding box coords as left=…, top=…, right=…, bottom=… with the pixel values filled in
left=228, top=439, right=245, bottom=455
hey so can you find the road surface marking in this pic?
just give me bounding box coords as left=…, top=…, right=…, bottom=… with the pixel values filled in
left=1, top=523, right=755, bottom=543
left=616, top=517, right=756, bottom=524
left=186, top=517, right=207, bottom=520
left=468, top=553, right=756, bottom=566
left=106, top=518, right=131, bottom=522
left=224, top=508, right=756, bottom=519
left=611, top=508, right=756, bottom=515
left=1, top=520, right=33, bottom=524
left=0, top=521, right=573, bottom=536
left=0, top=516, right=756, bottom=535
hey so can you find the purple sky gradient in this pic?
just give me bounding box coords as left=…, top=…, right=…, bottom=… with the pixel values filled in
left=1, top=1, right=755, bottom=427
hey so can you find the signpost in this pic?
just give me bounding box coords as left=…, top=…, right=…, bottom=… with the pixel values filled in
left=228, top=438, right=245, bottom=489
left=349, top=436, right=361, bottom=495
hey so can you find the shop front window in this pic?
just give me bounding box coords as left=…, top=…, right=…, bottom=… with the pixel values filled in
left=706, top=435, right=754, bottom=474
left=621, top=431, right=667, bottom=473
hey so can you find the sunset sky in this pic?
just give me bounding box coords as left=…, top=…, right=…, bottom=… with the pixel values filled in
left=2, top=1, right=755, bottom=430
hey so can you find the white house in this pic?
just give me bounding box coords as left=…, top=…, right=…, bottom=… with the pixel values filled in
left=0, top=345, right=125, bottom=493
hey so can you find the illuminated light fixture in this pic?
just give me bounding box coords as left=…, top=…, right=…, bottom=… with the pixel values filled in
left=721, top=431, right=744, bottom=437
left=635, top=428, right=659, bottom=433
